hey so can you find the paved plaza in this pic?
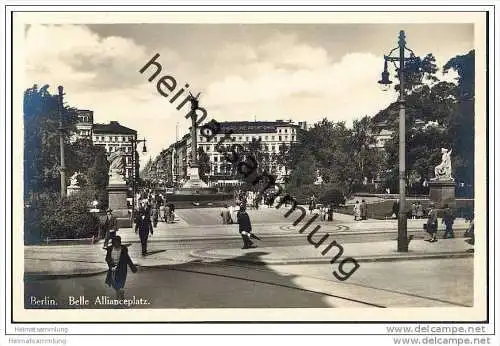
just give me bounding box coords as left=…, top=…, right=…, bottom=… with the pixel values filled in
left=24, top=207, right=474, bottom=309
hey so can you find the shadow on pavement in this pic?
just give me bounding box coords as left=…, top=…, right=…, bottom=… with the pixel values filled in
left=24, top=249, right=344, bottom=310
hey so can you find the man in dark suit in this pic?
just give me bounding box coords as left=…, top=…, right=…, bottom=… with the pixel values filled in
left=103, top=208, right=118, bottom=249
left=135, top=204, right=153, bottom=256
left=237, top=205, right=261, bottom=249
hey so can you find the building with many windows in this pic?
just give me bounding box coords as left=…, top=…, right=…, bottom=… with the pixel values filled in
left=69, top=109, right=94, bottom=143
left=159, top=120, right=306, bottom=187
left=93, top=121, right=137, bottom=179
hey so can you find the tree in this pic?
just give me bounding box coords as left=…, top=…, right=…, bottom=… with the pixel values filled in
left=287, top=153, right=317, bottom=187
left=87, top=149, right=109, bottom=191
left=244, top=137, right=270, bottom=174
left=443, top=50, right=475, bottom=186
left=380, top=49, right=475, bottom=192
left=272, top=143, right=291, bottom=175
left=24, top=84, right=77, bottom=198
left=350, top=116, right=382, bottom=182
left=197, top=147, right=211, bottom=183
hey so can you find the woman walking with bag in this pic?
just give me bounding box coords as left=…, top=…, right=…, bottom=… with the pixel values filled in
left=425, top=202, right=439, bottom=242
left=105, top=236, right=137, bottom=300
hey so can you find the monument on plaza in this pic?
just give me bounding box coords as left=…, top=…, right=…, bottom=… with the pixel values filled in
left=67, top=171, right=81, bottom=196
left=177, top=92, right=215, bottom=195
left=106, top=148, right=132, bottom=227
left=428, top=148, right=456, bottom=208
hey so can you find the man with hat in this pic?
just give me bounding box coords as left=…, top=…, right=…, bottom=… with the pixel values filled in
left=103, top=207, right=119, bottom=249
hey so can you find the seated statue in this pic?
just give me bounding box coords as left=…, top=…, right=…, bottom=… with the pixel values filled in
left=107, top=149, right=126, bottom=183
left=432, top=148, right=454, bottom=181
left=69, top=172, right=80, bottom=187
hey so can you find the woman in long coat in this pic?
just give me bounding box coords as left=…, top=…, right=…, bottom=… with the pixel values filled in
left=353, top=201, right=361, bottom=221
left=105, top=236, right=137, bottom=299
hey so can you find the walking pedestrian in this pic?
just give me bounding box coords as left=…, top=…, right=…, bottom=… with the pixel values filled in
left=237, top=205, right=260, bottom=249
left=425, top=202, right=439, bottom=242
left=353, top=201, right=361, bottom=221
left=327, top=204, right=334, bottom=221
left=411, top=202, right=417, bottom=220
left=361, top=199, right=368, bottom=220
left=135, top=205, right=154, bottom=256
left=464, top=215, right=474, bottom=245
left=442, top=204, right=455, bottom=239
left=220, top=204, right=232, bottom=224
left=392, top=199, right=400, bottom=219
left=103, top=208, right=118, bottom=249
left=416, top=201, right=424, bottom=219
left=105, top=236, right=137, bottom=300
left=151, top=204, right=159, bottom=228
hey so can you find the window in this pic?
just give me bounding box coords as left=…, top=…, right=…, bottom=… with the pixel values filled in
left=279, top=136, right=282, bottom=141
left=285, top=136, right=288, bottom=140
left=199, top=137, right=203, bottom=142
left=292, top=135, right=295, bottom=141
left=272, top=136, right=275, bottom=141
left=272, top=146, right=275, bottom=151
left=239, top=137, right=242, bottom=141
left=214, top=156, right=218, bottom=162
left=246, top=137, right=249, bottom=141
left=285, top=129, right=288, bottom=133
left=265, top=136, right=268, bottom=140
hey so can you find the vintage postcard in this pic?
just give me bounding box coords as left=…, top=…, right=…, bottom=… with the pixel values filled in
left=8, top=9, right=490, bottom=326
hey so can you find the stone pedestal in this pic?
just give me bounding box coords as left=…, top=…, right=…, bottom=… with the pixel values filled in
left=107, top=183, right=132, bottom=228
left=67, top=185, right=80, bottom=196
left=182, top=165, right=208, bottom=189
left=428, top=180, right=456, bottom=209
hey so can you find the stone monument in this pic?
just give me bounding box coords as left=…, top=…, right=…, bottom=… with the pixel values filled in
left=67, top=171, right=81, bottom=196
left=428, top=148, right=456, bottom=208
left=180, top=92, right=210, bottom=192
left=106, top=148, right=132, bottom=227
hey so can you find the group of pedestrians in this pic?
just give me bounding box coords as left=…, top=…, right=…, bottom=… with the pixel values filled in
left=353, top=200, right=368, bottom=221
left=424, top=203, right=456, bottom=242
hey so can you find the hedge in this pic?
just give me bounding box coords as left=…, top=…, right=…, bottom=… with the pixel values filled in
left=285, top=184, right=346, bottom=206
left=24, top=189, right=101, bottom=244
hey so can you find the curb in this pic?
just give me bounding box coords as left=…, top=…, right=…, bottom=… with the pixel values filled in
left=24, top=269, right=108, bottom=280
left=189, top=249, right=474, bottom=265
left=118, top=230, right=468, bottom=244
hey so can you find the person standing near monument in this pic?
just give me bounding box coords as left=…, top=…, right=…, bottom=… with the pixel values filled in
left=361, top=199, right=368, bottom=220
left=442, top=204, right=455, bottom=239
left=416, top=201, right=424, bottom=219
left=103, top=208, right=118, bottom=249
left=353, top=200, right=361, bottom=221
left=425, top=202, right=439, bottom=242
left=392, top=199, right=400, bottom=219
left=411, top=202, right=417, bottom=220
left=220, top=204, right=232, bottom=224
left=151, top=203, right=159, bottom=228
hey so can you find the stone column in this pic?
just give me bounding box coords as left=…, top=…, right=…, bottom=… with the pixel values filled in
left=190, top=112, right=198, bottom=166
left=107, top=183, right=132, bottom=228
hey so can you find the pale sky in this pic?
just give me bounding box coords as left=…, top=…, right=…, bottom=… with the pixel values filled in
left=24, top=23, right=473, bottom=165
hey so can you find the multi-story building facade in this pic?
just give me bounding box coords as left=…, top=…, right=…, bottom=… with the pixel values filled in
left=69, top=109, right=94, bottom=143
left=161, top=120, right=305, bottom=186
left=92, top=121, right=137, bottom=179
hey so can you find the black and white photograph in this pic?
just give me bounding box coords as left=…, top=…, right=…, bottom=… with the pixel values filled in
left=3, top=7, right=495, bottom=336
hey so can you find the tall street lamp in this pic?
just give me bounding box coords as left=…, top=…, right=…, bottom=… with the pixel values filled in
left=130, top=137, right=147, bottom=218
left=378, top=30, right=420, bottom=252
left=57, top=86, right=67, bottom=198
